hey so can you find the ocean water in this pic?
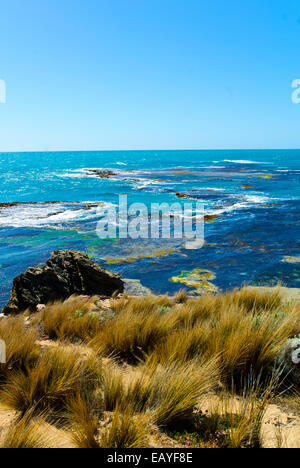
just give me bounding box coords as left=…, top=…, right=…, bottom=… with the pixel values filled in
left=0, top=149, right=299, bottom=307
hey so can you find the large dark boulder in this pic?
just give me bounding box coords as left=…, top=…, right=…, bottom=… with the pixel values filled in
left=279, top=338, right=300, bottom=389
left=2, top=250, right=124, bottom=314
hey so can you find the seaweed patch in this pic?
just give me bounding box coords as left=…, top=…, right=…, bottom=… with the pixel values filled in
left=170, top=268, right=218, bottom=294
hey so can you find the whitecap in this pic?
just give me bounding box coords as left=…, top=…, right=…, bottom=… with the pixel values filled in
left=0, top=201, right=115, bottom=229
left=223, top=160, right=267, bottom=164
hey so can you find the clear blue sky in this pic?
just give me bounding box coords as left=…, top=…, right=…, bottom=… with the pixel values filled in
left=0, top=0, right=300, bottom=151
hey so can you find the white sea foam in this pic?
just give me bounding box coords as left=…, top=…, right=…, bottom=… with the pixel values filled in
left=223, top=160, right=267, bottom=164
left=0, top=201, right=115, bottom=229
left=196, top=187, right=224, bottom=192
left=206, top=194, right=273, bottom=216
left=277, top=169, right=300, bottom=173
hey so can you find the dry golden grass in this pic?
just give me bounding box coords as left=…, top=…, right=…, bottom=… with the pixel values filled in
left=97, top=358, right=219, bottom=427
left=174, top=289, right=189, bottom=304
left=0, top=347, right=101, bottom=418
left=101, top=408, right=150, bottom=448
left=0, top=286, right=298, bottom=448
left=193, top=371, right=280, bottom=448
left=100, top=361, right=126, bottom=412
left=149, top=295, right=299, bottom=384
left=90, top=303, right=178, bottom=363
left=0, top=412, right=55, bottom=448
left=67, top=392, right=102, bottom=448
left=224, top=377, right=276, bottom=448
left=110, top=294, right=175, bottom=315
left=142, top=359, right=220, bottom=427
left=0, top=316, right=39, bottom=383
left=222, top=285, right=283, bottom=313
left=66, top=387, right=150, bottom=448
left=42, top=296, right=101, bottom=342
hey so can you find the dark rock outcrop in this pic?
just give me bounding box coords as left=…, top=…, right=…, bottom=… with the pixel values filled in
left=86, top=169, right=117, bottom=179
left=2, top=250, right=124, bottom=314
left=280, top=339, right=300, bottom=389
left=0, top=201, right=67, bottom=208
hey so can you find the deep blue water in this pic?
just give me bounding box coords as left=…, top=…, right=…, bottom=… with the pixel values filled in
left=0, top=149, right=299, bottom=307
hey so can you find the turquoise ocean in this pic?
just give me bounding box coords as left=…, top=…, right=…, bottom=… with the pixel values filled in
left=0, top=149, right=299, bottom=307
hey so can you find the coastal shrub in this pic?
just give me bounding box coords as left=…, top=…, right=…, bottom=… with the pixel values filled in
left=0, top=316, right=39, bottom=383
left=0, top=347, right=101, bottom=419
left=42, top=296, right=101, bottom=342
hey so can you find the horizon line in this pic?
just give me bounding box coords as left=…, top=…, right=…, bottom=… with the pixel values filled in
left=0, top=147, right=300, bottom=154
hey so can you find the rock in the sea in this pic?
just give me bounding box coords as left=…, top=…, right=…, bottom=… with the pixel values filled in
left=123, top=278, right=152, bottom=296
left=2, top=250, right=124, bottom=315
left=176, top=192, right=193, bottom=199
left=86, top=169, right=117, bottom=179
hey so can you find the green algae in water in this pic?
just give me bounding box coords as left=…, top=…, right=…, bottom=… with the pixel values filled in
left=103, top=246, right=183, bottom=264
left=170, top=268, right=218, bottom=294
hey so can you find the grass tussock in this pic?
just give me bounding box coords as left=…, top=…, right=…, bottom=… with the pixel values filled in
left=99, top=358, right=219, bottom=426
left=174, top=289, right=189, bottom=304
left=224, top=286, right=283, bottom=313
left=67, top=392, right=102, bottom=448
left=224, top=376, right=276, bottom=448
left=67, top=389, right=149, bottom=448
left=0, top=316, right=38, bottom=383
left=90, top=301, right=179, bottom=363
left=101, top=409, right=149, bottom=448
left=0, top=347, right=101, bottom=419
left=42, top=296, right=102, bottom=342
left=0, top=412, right=55, bottom=448
left=143, top=359, right=220, bottom=427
